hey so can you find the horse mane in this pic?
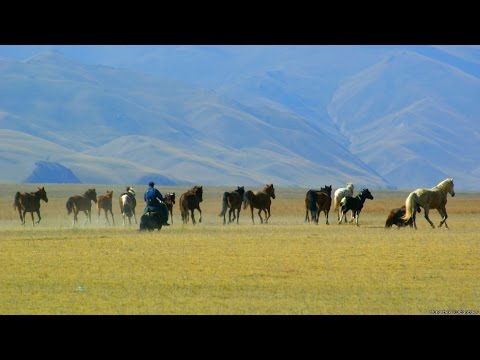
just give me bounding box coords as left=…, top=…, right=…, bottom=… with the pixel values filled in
left=434, top=178, right=454, bottom=192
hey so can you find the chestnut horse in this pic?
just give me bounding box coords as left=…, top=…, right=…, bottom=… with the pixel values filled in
left=242, top=184, right=276, bottom=224
left=164, top=192, right=176, bottom=225
left=13, top=187, right=49, bottom=226
left=180, top=186, right=203, bottom=225
left=66, top=188, right=97, bottom=225
left=97, top=190, right=114, bottom=225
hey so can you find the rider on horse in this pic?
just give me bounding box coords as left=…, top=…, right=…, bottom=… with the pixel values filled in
left=143, top=181, right=170, bottom=226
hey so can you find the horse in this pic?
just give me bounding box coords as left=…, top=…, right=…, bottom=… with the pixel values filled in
left=66, top=189, right=97, bottom=225
left=163, top=193, right=176, bottom=225
left=304, top=185, right=332, bottom=224
left=13, top=187, right=49, bottom=226
left=401, top=178, right=455, bottom=229
left=119, top=186, right=137, bottom=226
left=180, top=186, right=203, bottom=225
left=385, top=205, right=419, bottom=228
left=333, top=183, right=355, bottom=221
left=97, top=190, right=114, bottom=225
left=219, top=186, right=245, bottom=224
left=243, top=184, right=276, bottom=224
left=339, top=188, right=373, bottom=226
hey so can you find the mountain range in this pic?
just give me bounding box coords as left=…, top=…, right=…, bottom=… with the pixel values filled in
left=0, top=45, right=478, bottom=189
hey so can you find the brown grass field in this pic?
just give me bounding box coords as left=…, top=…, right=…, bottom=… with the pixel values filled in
left=1, top=183, right=479, bottom=314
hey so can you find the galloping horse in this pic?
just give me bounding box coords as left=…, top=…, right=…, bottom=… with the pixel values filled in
left=119, top=186, right=137, bottom=226
left=339, top=188, right=374, bottom=226
left=13, top=187, right=49, bottom=226
left=304, top=185, right=332, bottom=224
left=243, top=184, right=276, bottom=224
left=402, top=178, right=455, bottom=229
left=180, top=186, right=203, bottom=225
left=164, top=192, right=176, bottom=224
left=66, top=189, right=97, bottom=225
left=97, top=190, right=114, bottom=225
left=333, top=183, right=355, bottom=221
left=219, top=186, right=245, bottom=224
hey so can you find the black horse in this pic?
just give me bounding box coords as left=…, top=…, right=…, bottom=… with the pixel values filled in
left=219, top=186, right=245, bottom=224
left=139, top=211, right=163, bottom=231
left=338, top=188, right=373, bottom=226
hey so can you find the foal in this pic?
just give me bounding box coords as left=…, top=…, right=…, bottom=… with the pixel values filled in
left=339, top=188, right=373, bottom=226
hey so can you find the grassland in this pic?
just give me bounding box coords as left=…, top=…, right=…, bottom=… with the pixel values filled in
left=1, top=184, right=479, bottom=314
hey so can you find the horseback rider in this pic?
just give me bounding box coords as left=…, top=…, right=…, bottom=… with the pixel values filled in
left=143, top=181, right=170, bottom=226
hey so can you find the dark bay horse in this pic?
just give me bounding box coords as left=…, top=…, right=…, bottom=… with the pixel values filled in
left=180, top=186, right=203, bottom=225
left=385, top=205, right=418, bottom=228
left=304, top=185, right=332, bottom=224
left=164, top=192, right=176, bottom=224
left=219, top=186, right=245, bottom=224
left=119, top=186, right=137, bottom=226
left=13, top=187, right=49, bottom=226
left=401, top=178, right=455, bottom=229
left=97, top=190, right=114, bottom=225
left=339, top=188, right=374, bottom=226
left=66, top=188, right=97, bottom=225
left=243, top=184, right=276, bottom=224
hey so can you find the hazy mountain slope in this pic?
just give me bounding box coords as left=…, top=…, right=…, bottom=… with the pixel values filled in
left=328, top=50, right=480, bottom=189
left=0, top=51, right=390, bottom=188
left=1, top=46, right=479, bottom=189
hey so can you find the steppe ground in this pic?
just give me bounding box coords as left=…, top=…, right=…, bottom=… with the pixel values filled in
left=1, top=184, right=479, bottom=314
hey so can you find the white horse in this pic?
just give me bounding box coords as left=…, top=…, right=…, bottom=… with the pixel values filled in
left=333, top=183, right=355, bottom=221
left=402, top=178, right=455, bottom=229
left=119, top=186, right=137, bottom=226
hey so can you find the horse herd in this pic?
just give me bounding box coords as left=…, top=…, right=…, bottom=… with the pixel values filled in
left=11, top=178, right=456, bottom=230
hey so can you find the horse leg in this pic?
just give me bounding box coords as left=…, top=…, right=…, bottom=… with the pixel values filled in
left=423, top=207, right=435, bottom=228
left=325, top=210, right=329, bottom=225
left=110, top=209, right=115, bottom=226
left=30, top=211, right=35, bottom=226
left=190, top=209, right=196, bottom=225
left=250, top=206, right=254, bottom=224
left=265, top=207, right=271, bottom=224
left=355, top=211, right=360, bottom=227
left=305, top=207, right=309, bottom=223
left=438, top=208, right=449, bottom=229
left=198, top=206, right=202, bottom=223
left=339, top=210, right=346, bottom=225
left=170, top=209, right=173, bottom=225
left=21, top=210, right=27, bottom=225
left=258, top=209, right=263, bottom=224
left=36, top=210, right=41, bottom=224
left=18, top=207, right=24, bottom=225
left=236, top=208, right=240, bottom=224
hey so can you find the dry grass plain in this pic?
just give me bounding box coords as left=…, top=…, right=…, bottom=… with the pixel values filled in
left=1, top=183, right=479, bottom=314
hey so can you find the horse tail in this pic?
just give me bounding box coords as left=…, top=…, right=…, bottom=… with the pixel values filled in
left=307, top=191, right=317, bottom=212
left=243, top=192, right=252, bottom=210
left=13, top=192, right=21, bottom=210
left=402, top=192, right=418, bottom=222
left=66, top=198, right=74, bottom=215
left=219, top=192, right=229, bottom=217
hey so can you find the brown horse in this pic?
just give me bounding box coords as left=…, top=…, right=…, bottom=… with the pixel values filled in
left=97, top=190, right=114, bottom=225
left=243, top=184, right=276, bottom=224
left=304, top=185, right=332, bottom=224
left=219, top=186, right=245, bottom=225
left=13, top=187, right=49, bottom=226
left=66, top=188, right=97, bottom=225
left=180, top=186, right=203, bottom=225
left=119, top=186, right=137, bottom=226
left=163, top=192, right=176, bottom=225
